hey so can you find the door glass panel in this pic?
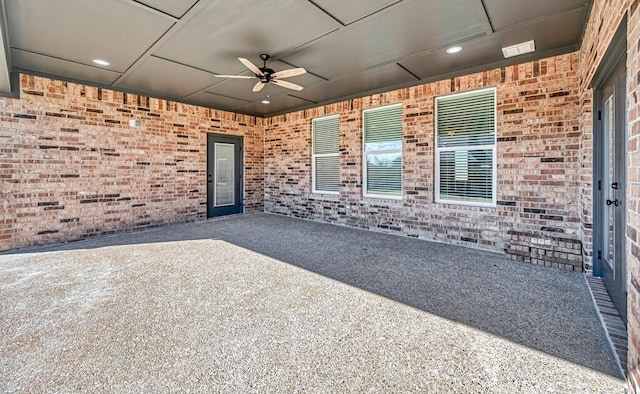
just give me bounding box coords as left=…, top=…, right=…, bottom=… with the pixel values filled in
left=603, top=94, right=614, bottom=269
left=214, top=143, right=234, bottom=207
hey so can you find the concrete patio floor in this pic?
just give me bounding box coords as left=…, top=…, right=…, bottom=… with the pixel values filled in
left=0, top=213, right=625, bottom=392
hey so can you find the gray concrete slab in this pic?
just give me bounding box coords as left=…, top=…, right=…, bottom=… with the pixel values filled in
left=0, top=213, right=625, bottom=392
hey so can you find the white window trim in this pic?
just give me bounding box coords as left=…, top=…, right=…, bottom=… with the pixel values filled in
left=312, top=114, right=340, bottom=195
left=362, top=103, right=403, bottom=200
left=434, top=87, right=497, bottom=208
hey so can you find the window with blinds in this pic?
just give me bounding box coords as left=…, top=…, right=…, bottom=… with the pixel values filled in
left=312, top=115, right=340, bottom=194
left=435, top=88, right=496, bottom=206
left=363, top=103, right=403, bottom=198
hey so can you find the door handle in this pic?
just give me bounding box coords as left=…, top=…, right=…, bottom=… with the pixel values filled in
left=606, top=199, right=619, bottom=206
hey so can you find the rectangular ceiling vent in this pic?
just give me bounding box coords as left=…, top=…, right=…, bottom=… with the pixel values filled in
left=501, top=40, right=536, bottom=58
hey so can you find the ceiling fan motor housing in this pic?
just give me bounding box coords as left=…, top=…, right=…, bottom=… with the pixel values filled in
left=258, top=67, right=275, bottom=82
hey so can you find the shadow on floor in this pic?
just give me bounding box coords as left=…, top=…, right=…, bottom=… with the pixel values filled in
left=1, top=212, right=623, bottom=378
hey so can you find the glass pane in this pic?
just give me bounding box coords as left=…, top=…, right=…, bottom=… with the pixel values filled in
left=455, top=151, right=469, bottom=181
left=313, top=116, right=339, bottom=154
left=364, top=139, right=402, bottom=152
left=440, top=149, right=493, bottom=203
left=364, top=105, right=402, bottom=144
left=366, top=152, right=402, bottom=196
left=215, top=143, right=234, bottom=207
left=315, top=155, right=339, bottom=192
left=437, top=90, right=495, bottom=147
left=603, top=94, right=614, bottom=268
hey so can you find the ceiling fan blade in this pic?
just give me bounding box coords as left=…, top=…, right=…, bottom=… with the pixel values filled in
left=214, top=74, right=255, bottom=79
left=239, top=57, right=264, bottom=76
left=271, top=67, right=307, bottom=79
left=252, top=81, right=266, bottom=92
left=271, top=79, right=304, bottom=91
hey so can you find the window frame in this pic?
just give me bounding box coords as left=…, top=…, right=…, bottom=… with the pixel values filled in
left=362, top=103, right=403, bottom=200
left=312, top=114, right=340, bottom=195
left=434, top=87, right=497, bottom=208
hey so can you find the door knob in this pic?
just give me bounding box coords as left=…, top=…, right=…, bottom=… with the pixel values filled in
left=606, top=199, right=619, bottom=206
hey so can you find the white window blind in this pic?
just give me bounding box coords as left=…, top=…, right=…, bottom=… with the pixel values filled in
left=435, top=88, right=496, bottom=206
left=363, top=103, right=402, bottom=198
left=312, top=115, right=340, bottom=194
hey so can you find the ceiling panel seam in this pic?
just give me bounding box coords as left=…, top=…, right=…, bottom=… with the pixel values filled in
left=307, top=0, right=406, bottom=26
left=306, top=0, right=346, bottom=26
left=286, top=94, right=317, bottom=104
left=475, top=0, right=495, bottom=35
left=203, top=91, right=252, bottom=103
left=150, top=54, right=217, bottom=76
left=303, top=32, right=486, bottom=84
left=278, top=59, right=329, bottom=81
left=492, top=7, right=588, bottom=33
left=275, top=0, right=422, bottom=62
left=111, top=0, right=212, bottom=88
left=395, top=63, right=420, bottom=80
left=268, top=28, right=338, bottom=74
left=11, top=47, right=123, bottom=75
left=120, top=0, right=179, bottom=22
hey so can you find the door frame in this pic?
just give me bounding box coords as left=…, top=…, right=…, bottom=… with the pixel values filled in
left=591, top=17, right=627, bottom=322
left=206, top=133, right=244, bottom=218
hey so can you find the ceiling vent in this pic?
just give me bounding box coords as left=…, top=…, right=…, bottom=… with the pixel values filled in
left=501, top=40, right=536, bottom=58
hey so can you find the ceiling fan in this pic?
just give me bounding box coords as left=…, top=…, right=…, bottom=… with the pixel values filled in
left=214, top=54, right=306, bottom=92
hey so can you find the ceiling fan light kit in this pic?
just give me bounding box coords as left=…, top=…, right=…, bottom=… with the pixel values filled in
left=215, top=53, right=306, bottom=93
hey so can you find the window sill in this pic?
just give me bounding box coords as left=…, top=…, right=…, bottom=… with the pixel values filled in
left=435, top=197, right=496, bottom=208
left=363, top=193, right=403, bottom=201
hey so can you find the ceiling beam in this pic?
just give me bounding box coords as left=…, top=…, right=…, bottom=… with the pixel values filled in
left=111, top=0, right=211, bottom=88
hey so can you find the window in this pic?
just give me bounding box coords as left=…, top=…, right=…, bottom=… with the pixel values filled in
left=435, top=88, right=496, bottom=206
left=363, top=103, right=403, bottom=198
left=312, top=115, right=340, bottom=194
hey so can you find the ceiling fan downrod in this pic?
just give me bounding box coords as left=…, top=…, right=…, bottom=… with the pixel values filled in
left=259, top=54, right=274, bottom=82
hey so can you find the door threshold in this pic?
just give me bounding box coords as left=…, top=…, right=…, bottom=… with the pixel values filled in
left=586, top=275, right=628, bottom=376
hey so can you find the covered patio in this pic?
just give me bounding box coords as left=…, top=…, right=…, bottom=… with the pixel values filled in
left=0, top=214, right=624, bottom=392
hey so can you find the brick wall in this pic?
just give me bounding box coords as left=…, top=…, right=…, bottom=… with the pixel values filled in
left=264, top=53, right=584, bottom=272
left=578, top=0, right=640, bottom=388
left=0, top=75, right=264, bottom=251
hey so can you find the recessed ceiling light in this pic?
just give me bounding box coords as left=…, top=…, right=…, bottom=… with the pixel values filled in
left=501, top=40, right=536, bottom=58
left=446, top=46, right=462, bottom=54
left=92, top=59, right=110, bottom=66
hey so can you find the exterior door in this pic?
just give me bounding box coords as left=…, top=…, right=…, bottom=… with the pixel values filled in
left=595, top=58, right=627, bottom=323
left=207, top=134, right=243, bottom=217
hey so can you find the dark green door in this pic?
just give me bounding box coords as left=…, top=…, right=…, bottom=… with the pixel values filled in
left=596, top=58, right=627, bottom=323
left=207, top=134, right=243, bottom=217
